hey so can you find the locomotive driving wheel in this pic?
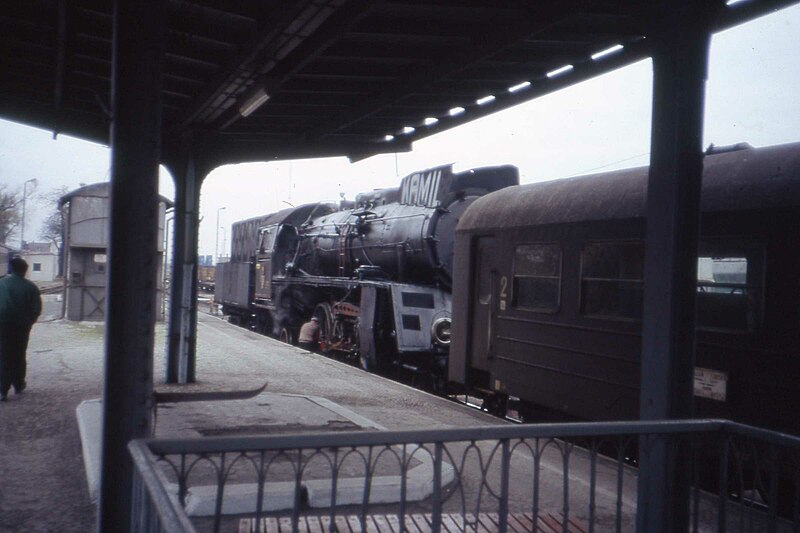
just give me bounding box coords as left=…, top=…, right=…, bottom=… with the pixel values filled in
left=279, top=326, right=294, bottom=345
left=313, top=303, right=334, bottom=354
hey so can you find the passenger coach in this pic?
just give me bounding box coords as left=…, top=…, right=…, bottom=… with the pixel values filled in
left=449, top=142, right=800, bottom=436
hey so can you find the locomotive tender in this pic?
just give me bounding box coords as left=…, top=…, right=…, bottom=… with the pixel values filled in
left=449, top=142, right=800, bottom=436
left=216, top=164, right=519, bottom=373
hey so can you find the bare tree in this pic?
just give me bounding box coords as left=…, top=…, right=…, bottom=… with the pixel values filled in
left=0, top=185, right=23, bottom=246
left=39, top=186, right=70, bottom=277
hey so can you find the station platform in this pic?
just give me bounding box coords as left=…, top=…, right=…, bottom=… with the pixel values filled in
left=4, top=309, right=775, bottom=533
left=0, top=310, right=510, bottom=532
left=87, top=313, right=646, bottom=531
left=76, top=311, right=514, bottom=518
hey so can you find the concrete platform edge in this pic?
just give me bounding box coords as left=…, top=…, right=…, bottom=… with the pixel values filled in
left=76, top=398, right=102, bottom=503
left=76, top=394, right=452, bottom=517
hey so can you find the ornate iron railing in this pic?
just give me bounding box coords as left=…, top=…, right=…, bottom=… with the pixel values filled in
left=129, top=419, right=800, bottom=533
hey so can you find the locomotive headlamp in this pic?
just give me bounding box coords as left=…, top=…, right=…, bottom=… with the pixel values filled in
left=431, top=317, right=452, bottom=346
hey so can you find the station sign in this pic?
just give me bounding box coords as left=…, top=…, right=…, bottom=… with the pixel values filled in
left=693, top=367, right=728, bottom=401
left=399, top=165, right=453, bottom=207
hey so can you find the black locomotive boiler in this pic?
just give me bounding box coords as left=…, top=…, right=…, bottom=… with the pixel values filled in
left=216, top=164, right=518, bottom=374
left=449, top=142, right=800, bottom=437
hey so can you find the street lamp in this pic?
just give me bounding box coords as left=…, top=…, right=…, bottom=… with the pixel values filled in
left=215, top=206, right=226, bottom=264
left=221, top=227, right=227, bottom=262
left=20, top=178, right=37, bottom=250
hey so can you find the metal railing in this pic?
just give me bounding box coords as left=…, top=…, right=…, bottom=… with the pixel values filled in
left=129, top=419, right=800, bottom=533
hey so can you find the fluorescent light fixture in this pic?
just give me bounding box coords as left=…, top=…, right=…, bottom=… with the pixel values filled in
left=384, top=134, right=395, bottom=141
left=508, top=81, right=531, bottom=93
left=546, top=64, right=574, bottom=78
left=401, top=126, right=415, bottom=134
left=238, top=87, right=270, bottom=117
left=476, top=95, right=495, bottom=105
left=449, top=106, right=465, bottom=116
left=726, top=0, right=749, bottom=5
left=424, top=117, right=439, bottom=126
left=591, top=44, right=624, bottom=61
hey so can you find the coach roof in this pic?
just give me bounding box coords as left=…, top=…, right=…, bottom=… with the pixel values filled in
left=457, top=142, right=800, bottom=232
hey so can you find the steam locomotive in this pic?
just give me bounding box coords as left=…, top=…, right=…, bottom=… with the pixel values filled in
left=215, top=164, right=518, bottom=374
left=448, top=141, right=800, bottom=436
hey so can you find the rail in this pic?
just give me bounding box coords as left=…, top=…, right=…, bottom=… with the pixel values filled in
left=129, top=419, right=800, bottom=533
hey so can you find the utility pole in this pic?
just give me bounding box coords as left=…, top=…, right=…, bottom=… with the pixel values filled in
left=20, top=178, right=37, bottom=250
left=221, top=227, right=227, bottom=261
left=215, top=206, right=226, bottom=264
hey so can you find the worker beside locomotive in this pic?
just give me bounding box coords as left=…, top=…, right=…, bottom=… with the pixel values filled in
left=215, top=164, right=519, bottom=376
left=448, top=141, right=800, bottom=437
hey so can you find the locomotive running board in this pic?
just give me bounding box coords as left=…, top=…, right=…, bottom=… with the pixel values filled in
left=153, top=381, right=268, bottom=404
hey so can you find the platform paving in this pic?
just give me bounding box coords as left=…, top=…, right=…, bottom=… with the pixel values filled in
left=0, top=309, right=500, bottom=532
left=2, top=301, right=790, bottom=533
left=0, top=316, right=103, bottom=532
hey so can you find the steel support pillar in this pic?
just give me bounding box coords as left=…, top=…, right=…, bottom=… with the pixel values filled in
left=636, top=2, right=714, bottom=532
left=98, top=1, right=165, bottom=531
left=166, top=145, right=206, bottom=383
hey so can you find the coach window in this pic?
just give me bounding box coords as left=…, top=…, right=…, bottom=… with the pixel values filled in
left=512, top=243, right=561, bottom=312
left=580, top=241, right=644, bottom=320
left=696, top=242, right=763, bottom=332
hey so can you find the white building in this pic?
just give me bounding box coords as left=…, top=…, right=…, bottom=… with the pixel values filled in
left=21, top=242, right=59, bottom=283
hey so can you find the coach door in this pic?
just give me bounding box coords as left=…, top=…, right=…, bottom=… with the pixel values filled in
left=470, top=236, right=499, bottom=369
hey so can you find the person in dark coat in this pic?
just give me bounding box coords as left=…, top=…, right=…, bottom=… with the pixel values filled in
left=0, top=258, right=42, bottom=401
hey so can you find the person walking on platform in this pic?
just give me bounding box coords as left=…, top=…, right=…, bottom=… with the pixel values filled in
left=298, top=316, right=320, bottom=352
left=0, top=258, right=42, bottom=401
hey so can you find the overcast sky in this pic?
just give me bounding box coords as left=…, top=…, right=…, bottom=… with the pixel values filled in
left=1, top=4, right=798, bottom=258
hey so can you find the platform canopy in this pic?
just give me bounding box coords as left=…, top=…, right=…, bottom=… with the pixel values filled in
left=2, top=0, right=796, bottom=167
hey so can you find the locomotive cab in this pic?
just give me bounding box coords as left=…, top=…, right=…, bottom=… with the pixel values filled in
left=254, top=223, right=300, bottom=300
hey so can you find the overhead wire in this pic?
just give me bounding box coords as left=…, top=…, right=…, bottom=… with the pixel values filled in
left=561, top=152, right=651, bottom=179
